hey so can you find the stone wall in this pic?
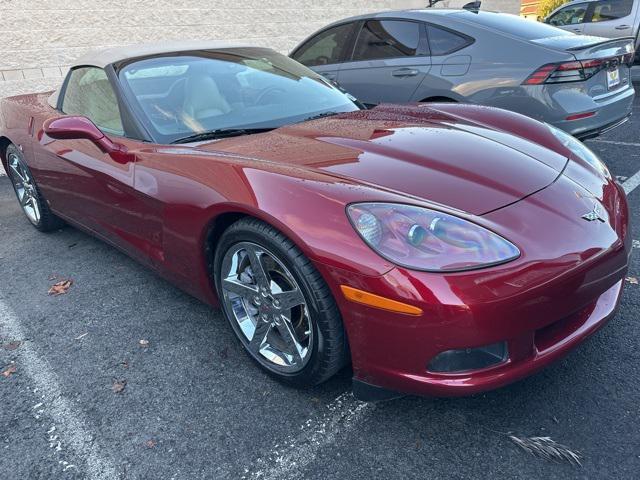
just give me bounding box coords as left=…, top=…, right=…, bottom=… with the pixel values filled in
left=0, top=0, right=519, bottom=98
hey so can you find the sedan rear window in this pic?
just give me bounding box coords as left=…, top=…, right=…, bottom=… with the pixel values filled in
left=456, top=11, right=572, bottom=40
left=426, top=25, right=473, bottom=56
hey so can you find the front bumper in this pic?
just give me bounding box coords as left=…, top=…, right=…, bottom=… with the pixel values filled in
left=316, top=179, right=631, bottom=400
left=349, top=279, right=623, bottom=400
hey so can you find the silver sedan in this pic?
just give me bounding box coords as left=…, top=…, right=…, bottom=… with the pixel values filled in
left=291, top=9, right=636, bottom=139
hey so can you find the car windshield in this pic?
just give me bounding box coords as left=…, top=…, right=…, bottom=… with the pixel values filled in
left=118, top=47, right=360, bottom=143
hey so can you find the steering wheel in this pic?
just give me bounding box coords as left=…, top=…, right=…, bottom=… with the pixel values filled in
left=255, top=86, right=287, bottom=106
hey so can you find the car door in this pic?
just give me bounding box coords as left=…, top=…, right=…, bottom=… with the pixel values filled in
left=33, top=66, right=157, bottom=264
left=336, top=19, right=430, bottom=106
left=290, top=22, right=359, bottom=84
left=546, top=2, right=592, bottom=34
left=583, top=0, right=637, bottom=38
left=411, top=23, right=475, bottom=102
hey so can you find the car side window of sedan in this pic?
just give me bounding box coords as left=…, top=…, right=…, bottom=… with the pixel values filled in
left=292, top=23, right=356, bottom=67
left=591, top=0, right=634, bottom=22
left=351, top=20, right=421, bottom=61
left=547, top=3, right=589, bottom=26
left=61, top=67, right=125, bottom=136
left=426, top=25, right=474, bottom=56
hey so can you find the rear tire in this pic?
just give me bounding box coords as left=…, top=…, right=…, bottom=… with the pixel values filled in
left=5, top=144, right=64, bottom=232
left=214, top=217, right=348, bottom=387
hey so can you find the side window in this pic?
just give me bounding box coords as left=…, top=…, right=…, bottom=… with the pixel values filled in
left=591, top=0, right=634, bottom=22
left=547, top=4, right=589, bottom=26
left=292, top=23, right=355, bottom=67
left=352, top=20, right=420, bottom=61
left=426, top=25, right=473, bottom=56
left=62, top=67, right=124, bottom=135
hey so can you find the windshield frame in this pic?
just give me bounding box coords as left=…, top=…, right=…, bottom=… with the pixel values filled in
left=114, top=47, right=361, bottom=144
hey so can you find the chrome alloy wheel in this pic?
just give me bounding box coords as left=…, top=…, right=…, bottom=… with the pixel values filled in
left=220, top=242, right=313, bottom=373
left=8, top=151, right=40, bottom=225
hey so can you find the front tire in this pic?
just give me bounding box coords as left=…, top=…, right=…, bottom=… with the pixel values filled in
left=214, top=218, right=348, bottom=387
left=5, top=144, right=64, bottom=232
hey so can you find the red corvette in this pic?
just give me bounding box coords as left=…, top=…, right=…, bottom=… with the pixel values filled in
left=0, top=42, right=631, bottom=400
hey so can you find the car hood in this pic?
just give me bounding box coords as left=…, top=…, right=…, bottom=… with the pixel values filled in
left=194, top=105, right=569, bottom=215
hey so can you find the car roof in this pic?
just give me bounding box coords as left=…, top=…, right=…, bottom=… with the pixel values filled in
left=313, top=8, right=466, bottom=26
left=72, top=40, right=258, bottom=69
left=48, top=40, right=261, bottom=109
left=297, top=9, right=532, bottom=40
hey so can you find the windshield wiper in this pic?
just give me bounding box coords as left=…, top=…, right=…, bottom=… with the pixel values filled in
left=171, top=127, right=274, bottom=144
left=302, top=111, right=342, bottom=122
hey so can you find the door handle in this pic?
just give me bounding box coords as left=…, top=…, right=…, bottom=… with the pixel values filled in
left=392, top=68, right=419, bottom=78
left=615, top=25, right=631, bottom=30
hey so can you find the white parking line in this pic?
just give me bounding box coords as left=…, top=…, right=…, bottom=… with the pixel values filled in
left=622, top=169, right=640, bottom=195
left=588, top=139, right=640, bottom=148
left=243, top=392, right=374, bottom=480
left=0, top=298, right=118, bottom=480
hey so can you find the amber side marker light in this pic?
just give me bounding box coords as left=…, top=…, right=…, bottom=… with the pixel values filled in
left=340, top=285, right=423, bottom=316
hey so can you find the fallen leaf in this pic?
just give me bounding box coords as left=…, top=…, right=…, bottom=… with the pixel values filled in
left=48, top=279, right=73, bottom=296
left=625, top=276, right=639, bottom=285
left=139, top=339, right=149, bottom=348
left=145, top=439, right=157, bottom=448
left=120, top=360, right=129, bottom=369
left=2, top=341, right=21, bottom=351
left=112, top=379, right=127, bottom=394
left=218, top=346, right=229, bottom=360
left=1, top=364, right=17, bottom=378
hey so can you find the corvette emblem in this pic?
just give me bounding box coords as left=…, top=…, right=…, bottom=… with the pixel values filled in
left=582, top=203, right=606, bottom=223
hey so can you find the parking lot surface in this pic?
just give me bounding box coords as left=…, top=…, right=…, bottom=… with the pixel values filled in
left=1, top=98, right=640, bottom=480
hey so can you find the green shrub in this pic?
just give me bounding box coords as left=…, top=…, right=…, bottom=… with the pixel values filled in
left=537, top=0, right=570, bottom=19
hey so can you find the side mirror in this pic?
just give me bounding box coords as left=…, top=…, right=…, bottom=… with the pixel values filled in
left=43, top=116, right=132, bottom=163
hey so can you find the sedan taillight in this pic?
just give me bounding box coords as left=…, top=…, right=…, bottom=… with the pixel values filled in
left=523, top=59, right=605, bottom=85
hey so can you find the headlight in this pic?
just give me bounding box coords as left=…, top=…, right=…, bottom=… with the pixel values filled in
left=347, top=203, right=520, bottom=272
left=547, top=123, right=610, bottom=179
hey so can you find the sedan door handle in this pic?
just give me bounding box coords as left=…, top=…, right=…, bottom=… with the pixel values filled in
left=615, top=25, right=631, bottom=30
left=392, top=68, right=419, bottom=78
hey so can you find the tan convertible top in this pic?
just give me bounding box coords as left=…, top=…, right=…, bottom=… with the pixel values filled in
left=47, top=40, right=256, bottom=108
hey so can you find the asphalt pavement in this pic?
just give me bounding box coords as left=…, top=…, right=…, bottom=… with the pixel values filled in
left=2, top=98, right=640, bottom=480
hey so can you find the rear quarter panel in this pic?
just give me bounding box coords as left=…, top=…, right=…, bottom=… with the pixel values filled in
left=1, top=95, right=40, bottom=171
left=410, top=19, right=570, bottom=115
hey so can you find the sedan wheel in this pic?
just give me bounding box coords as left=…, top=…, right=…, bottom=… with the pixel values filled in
left=215, top=218, right=348, bottom=386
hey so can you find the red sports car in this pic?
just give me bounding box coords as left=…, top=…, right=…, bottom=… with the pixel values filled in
left=0, top=42, right=631, bottom=400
